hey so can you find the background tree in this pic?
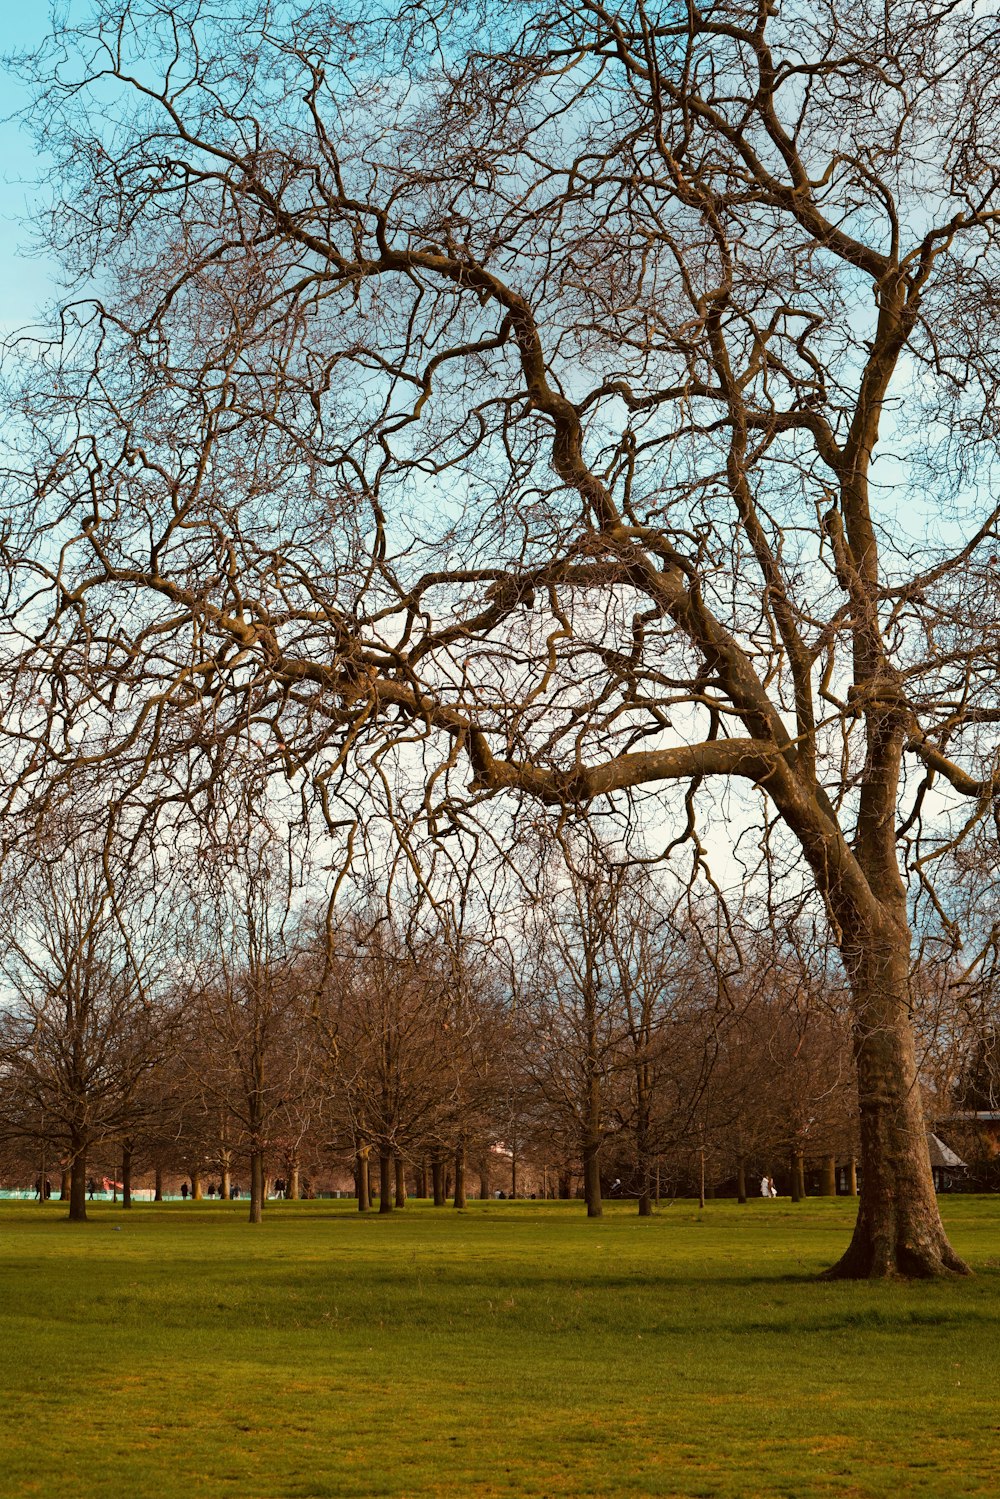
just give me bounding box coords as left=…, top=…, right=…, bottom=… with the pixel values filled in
left=0, top=816, right=171, bottom=1221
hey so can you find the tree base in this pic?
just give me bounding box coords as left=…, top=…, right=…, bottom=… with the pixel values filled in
left=821, top=1215, right=972, bottom=1280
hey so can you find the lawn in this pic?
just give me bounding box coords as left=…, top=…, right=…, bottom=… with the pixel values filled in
left=0, top=1196, right=997, bottom=1498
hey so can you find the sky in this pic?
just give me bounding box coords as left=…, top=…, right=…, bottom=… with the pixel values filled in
left=0, top=7, right=61, bottom=333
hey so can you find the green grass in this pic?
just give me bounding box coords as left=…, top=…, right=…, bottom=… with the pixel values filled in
left=1, top=1196, right=998, bottom=1498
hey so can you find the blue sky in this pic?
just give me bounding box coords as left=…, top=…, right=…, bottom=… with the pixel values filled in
left=0, top=7, right=61, bottom=332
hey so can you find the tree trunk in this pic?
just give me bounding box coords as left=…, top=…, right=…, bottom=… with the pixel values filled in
left=379, top=1151, right=393, bottom=1214
left=736, top=1153, right=747, bottom=1205
left=479, top=1155, right=491, bottom=1200
left=154, top=1165, right=163, bottom=1202
left=394, top=1155, right=406, bottom=1208
left=582, top=1139, right=602, bottom=1218
left=558, top=1168, right=572, bottom=1200
left=68, top=1142, right=88, bottom=1223
left=698, top=1147, right=706, bottom=1211
left=417, top=1160, right=428, bottom=1199
left=289, top=1162, right=300, bottom=1200
left=821, top=1154, right=837, bottom=1197
left=454, top=1141, right=466, bottom=1209
left=825, top=909, right=970, bottom=1278
left=848, top=1157, right=858, bottom=1197
left=356, top=1147, right=370, bottom=1212
left=59, top=1169, right=71, bottom=1202
left=248, top=1149, right=264, bottom=1224
left=789, top=1151, right=801, bottom=1203
left=431, top=1155, right=446, bottom=1207
left=636, top=1064, right=653, bottom=1215
left=795, top=1150, right=806, bottom=1201
left=122, top=1142, right=133, bottom=1209
left=191, top=1170, right=203, bottom=1202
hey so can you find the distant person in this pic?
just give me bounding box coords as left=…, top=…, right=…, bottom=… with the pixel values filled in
left=87, top=1178, right=97, bottom=1201
left=767, top=1176, right=777, bottom=1198
left=231, top=1184, right=239, bottom=1199
left=760, top=1174, right=769, bottom=1197
left=180, top=1181, right=189, bottom=1200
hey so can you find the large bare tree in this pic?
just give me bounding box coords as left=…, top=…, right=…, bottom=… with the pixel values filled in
left=7, top=0, right=1000, bottom=1273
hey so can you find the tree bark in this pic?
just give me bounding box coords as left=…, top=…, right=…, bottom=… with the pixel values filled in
left=736, top=1153, right=747, bottom=1205
left=582, top=1139, right=602, bottom=1218
left=122, top=1142, right=133, bottom=1209
left=154, top=1165, right=163, bottom=1202
left=821, top=1155, right=837, bottom=1197
left=248, top=1149, right=264, bottom=1224
left=379, top=1150, right=393, bottom=1213
left=795, top=1149, right=806, bottom=1201
left=454, top=1141, right=466, bottom=1209
left=59, top=1169, right=71, bottom=1202
left=394, top=1155, right=406, bottom=1208
left=355, top=1146, right=370, bottom=1211
left=431, top=1155, right=446, bottom=1207
left=68, top=1140, right=88, bottom=1223
left=191, top=1169, right=203, bottom=1202
left=848, top=1157, right=858, bottom=1197
left=478, top=1155, right=491, bottom=1200
left=825, top=909, right=970, bottom=1278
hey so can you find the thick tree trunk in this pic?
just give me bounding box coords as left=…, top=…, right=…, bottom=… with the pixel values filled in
left=454, top=1141, right=466, bottom=1209
left=417, top=1160, right=428, bottom=1199
left=394, top=1155, right=406, bottom=1208
left=582, top=1139, right=602, bottom=1217
left=431, top=1155, right=446, bottom=1207
left=558, top=1168, right=572, bottom=1199
left=68, top=1143, right=88, bottom=1223
left=848, top=1157, right=858, bottom=1196
left=379, top=1151, right=393, bottom=1214
left=478, top=1155, right=491, bottom=1200
left=191, top=1170, right=203, bottom=1202
left=736, top=1154, right=747, bottom=1205
left=154, top=1165, right=163, bottom=1202
left=122, top=1143, right=133, bottom=1209
left=826, top=911, right=970, bottom=1278
left=59, top=1169, right=71, bottom=1202
left=795, top=1150, right=806, bottom=1201
left=289, top=1160, right=300, bottom=1200
left=248, top=1150, right=264, bottom=1224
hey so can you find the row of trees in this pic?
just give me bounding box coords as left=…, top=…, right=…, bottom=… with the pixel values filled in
left=0, top=816, right=872, bottom=1224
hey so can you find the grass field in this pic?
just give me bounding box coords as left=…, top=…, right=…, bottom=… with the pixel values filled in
left=1, top=1196, right=998, bottom=1499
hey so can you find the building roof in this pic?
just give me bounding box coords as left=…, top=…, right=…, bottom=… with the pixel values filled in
left=927, top=1132, right=966, bottom=1169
